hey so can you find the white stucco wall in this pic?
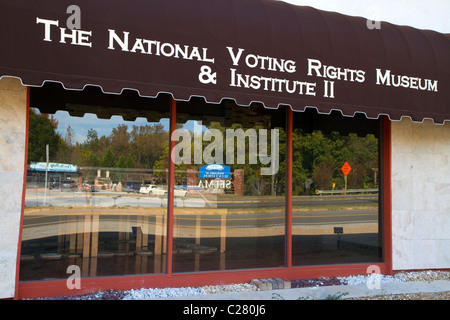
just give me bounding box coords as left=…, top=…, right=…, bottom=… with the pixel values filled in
left=391, top=118, right=450, bottom=270
left=0, top=77, right=27, bottom=299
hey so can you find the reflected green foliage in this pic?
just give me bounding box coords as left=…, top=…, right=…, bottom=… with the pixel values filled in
left=27, top=108, right=62, bottom=163
left=27, top=109, right=377, bottom=196
left=292, top=129, right=378, bottom=194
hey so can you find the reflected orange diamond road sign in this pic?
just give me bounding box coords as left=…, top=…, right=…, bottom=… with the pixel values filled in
left=341, top=162, right=351, bottom=176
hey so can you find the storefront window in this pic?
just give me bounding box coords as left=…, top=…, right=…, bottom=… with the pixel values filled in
left=20, top=85, right=383, bottom=282
left=291, top=109, right=383, bottom=265
left=20, top=86, right=171, bottom=280
left=172, top=100, right=287, bottom=272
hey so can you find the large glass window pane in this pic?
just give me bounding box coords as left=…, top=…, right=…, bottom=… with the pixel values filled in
left=172, top=100, right=286, bottom=272
left=291, top=109, right=383, bottom=266
left=20, top=88, right=170, bottom=281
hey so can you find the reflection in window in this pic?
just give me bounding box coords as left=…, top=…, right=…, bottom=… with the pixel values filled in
left=20, top=89, right=384, bottom=282
left=172, top=101, right=287, bottom=272
left=291, top=110, right=383, bottom=266
left=21, top=105, right=170, bottom=281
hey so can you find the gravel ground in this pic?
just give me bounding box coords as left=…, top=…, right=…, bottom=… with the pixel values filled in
left=28, top=270, right=450, bottom=300
left=344, top=291, right=450, bottom=300
left=341, top=270, right=450, bottom=300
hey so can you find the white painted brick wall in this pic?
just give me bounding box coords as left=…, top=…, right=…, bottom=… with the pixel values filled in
left=0, top=77, right=27, bottom=299
left=391, top=118, right=450, bottom=270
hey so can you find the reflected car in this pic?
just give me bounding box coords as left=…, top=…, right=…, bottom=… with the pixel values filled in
left=123, top=181, right=141, bottom=193
left=140, top=184, right=167, bottom=196
left=61, top=179, right=78, bottom=191
left=80, top=183, right=98, bottom=192
left=140, top=185, right=188, bottom=197
left=49, top=181, right=61, bottom=190
left=174, top=186, right=188, bottom=197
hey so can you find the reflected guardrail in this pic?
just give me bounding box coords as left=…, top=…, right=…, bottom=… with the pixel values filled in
left=316, top=188, right=378, bottom=195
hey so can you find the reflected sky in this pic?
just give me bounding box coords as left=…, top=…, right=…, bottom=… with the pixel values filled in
left=51, top=111, right=207, bottom=144
left=52, top=110, right=157, bottom=144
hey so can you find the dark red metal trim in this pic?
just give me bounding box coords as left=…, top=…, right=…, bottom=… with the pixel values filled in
left=382, top=116, right=393, bottom=275
left=18, top=263, right=392, bottom=299
left=166, top=97, right=176, bottom=275
left=286, top=107, right=293, bottom=268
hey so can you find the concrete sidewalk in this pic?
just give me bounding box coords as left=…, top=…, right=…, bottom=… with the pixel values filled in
left=163, top=280, right=450, bottom=300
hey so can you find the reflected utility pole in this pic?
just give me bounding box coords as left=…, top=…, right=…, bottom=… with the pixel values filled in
left=43, top=144, right=49, bottom=206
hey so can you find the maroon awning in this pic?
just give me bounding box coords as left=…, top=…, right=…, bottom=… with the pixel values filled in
left=1, top=0, right=449, bottom=123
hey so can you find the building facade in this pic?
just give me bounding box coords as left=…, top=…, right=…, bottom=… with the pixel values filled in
left=0, top=0, right=449, bottom=299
